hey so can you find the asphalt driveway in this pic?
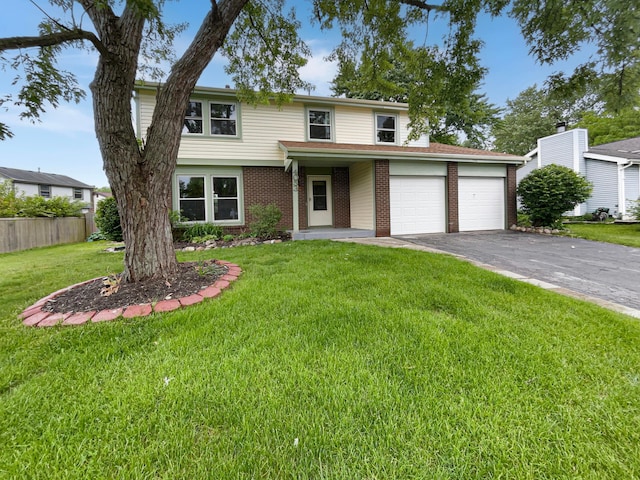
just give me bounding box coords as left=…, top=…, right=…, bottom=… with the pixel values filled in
left=397, top=231, right=640, bottom=312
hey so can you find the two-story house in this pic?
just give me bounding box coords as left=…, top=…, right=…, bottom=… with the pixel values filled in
left=0, top=166, right=94, bottom=212
left=134, top=84, right=524, bottom=238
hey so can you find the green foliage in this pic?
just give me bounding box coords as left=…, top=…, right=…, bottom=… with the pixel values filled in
left=577, top=109, right=640, bottom=146
left=168, top=209, right=186, bottom=227
left=95, top=196, right=123, bottom=242
left=630, top=199, right=640, bottom=221
left=248, top=203, right=282, bottom=239
left=518, top=165, right=593, bottom=227
left=17, top=195, right=83, bottom=218
left=87, top=231, right=108, bottom=242
left=0, top=179, right=22, bottom=217
left=182, top=223, right=223, bottom=242
left=492, top=85, right=596, bottom=155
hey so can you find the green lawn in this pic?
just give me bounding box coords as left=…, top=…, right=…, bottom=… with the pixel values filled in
left=1, top=241, right=640, bottom=479
left=566, top=222, right=640, bottom=248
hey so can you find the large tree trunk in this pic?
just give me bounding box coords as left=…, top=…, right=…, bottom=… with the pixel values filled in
left=88, top=0, right=249, bottom=283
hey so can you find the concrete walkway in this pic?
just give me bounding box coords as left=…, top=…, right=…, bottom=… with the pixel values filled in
left=334, top=236, right=640, bottom=320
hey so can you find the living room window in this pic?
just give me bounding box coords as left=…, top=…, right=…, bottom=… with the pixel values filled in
left=178, top=175, right=206, bottom=221
left=308, top=109, right=332, bottom=141
left=376, top=114, right=397, bottom=144
left=183, top=101, right=203, bottom=134
left=213, top=177, right=239, bottom=221
left=210, top=102, right=237, bottom=136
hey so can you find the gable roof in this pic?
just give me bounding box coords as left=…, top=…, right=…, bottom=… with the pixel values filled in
left=0, top=166, right=93, bottom=189
left=586, top=136, right=640, bottom=161
left=279, top=141, right=524, bottom=164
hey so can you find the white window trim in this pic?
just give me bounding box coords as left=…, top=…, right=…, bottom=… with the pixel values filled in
left=183, top=100, right=204, bottom=136
left=375, top=112, right=399, bottom=145
left=177, top=174, right=207, bottom=222
left=209, top=101, right=239, bottom=138
left=174, top=167, right=244, bottom=226
left=212, top=175, right=241, bottom=223
left=306, top=107, right=334, bottom=142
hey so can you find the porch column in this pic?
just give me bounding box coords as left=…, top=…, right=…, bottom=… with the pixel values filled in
left=292, top=159, right=299, bottom=232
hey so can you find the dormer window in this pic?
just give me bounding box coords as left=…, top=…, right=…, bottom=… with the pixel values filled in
left=376, top=114, right=397, bottom=144
left=308, top=109, right=332, bottom=141
left=183, top=101, right=203, bottom=134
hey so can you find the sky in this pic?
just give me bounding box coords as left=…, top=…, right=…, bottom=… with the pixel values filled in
left=0, top=1, right=592, bottom=188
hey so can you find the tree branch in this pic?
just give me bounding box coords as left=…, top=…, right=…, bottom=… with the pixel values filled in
left=398, top=0, right=448, bottom=13
left=0, top=29, right=108, bottom=56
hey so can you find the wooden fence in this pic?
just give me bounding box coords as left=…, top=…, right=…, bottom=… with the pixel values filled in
left=0, top=214, right=97, bottom=254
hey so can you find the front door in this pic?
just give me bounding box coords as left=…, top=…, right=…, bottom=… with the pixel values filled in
left=307, top=175, right=333, bottom=227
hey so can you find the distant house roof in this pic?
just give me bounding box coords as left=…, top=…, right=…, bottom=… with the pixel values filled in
left=0, top=166, right=93, bottom=189
left=586, top=136, right=640, bottom=161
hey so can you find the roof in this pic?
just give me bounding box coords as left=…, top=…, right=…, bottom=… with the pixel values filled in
left=586, top=136, right=640, bottom=161
left=135, top=82, right=409, bottom=111
left=0, top=166, right=93, bottom=189
left=279, top=141, right=524, bottom=164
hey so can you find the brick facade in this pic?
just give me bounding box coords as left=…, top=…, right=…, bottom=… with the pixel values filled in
left=506, top=164, right=517, bottom=228
left=447, top=162, right=459, bottom=233
left=374, top=160, right=390, bottom=237
left=242, top=166, right=293, bottom=231
left=332, top=167, right=351, bottom=228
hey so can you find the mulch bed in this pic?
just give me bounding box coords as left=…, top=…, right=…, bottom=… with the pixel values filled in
left=42, top=260, right=227, bottom=314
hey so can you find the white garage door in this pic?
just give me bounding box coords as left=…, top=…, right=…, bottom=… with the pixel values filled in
left=459, top=177, right=505, bottom=231
left=390, top=176, right=446, bottom=235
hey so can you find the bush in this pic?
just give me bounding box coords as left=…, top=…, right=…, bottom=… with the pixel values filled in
left=17, top=196, right=83, bottom=218
left=517, top=165, right=592, bottom=227
left=0, top=179, right=22, bottom=217
left=630, top=199, right=640, bottom=220
left=95, top=196, right=123, bottom=241
left=182, top=223, right=223, bottom=242
left=248, top=203, right=282, bottom=239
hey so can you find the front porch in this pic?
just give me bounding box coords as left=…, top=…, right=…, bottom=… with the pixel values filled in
left=291, top=227, right=375, bottom=240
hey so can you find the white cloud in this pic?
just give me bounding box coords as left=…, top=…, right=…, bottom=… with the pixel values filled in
left=0, top=103, right=95, bottom=136
left=299, top=49, right=338, bottom=96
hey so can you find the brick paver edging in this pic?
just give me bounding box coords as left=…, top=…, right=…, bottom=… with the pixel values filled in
left=20, top=261, right=242, bottom=328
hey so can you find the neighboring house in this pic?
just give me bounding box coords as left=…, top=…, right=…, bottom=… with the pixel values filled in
left=93, top=190, right=112, bottom=212
left=0, top=166, right=94, bottom=213
left=134, top=84, right=524, bottom=238
left=519, top=128, right=640, bottom=218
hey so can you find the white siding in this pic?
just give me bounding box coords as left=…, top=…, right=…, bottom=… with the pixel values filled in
left=389, top=161, right=447, bottom=176
left=517, top=156, right=538, bottom=183
left=585, top=159, right=619, bottom=214
left=349, top=162, right=375, bottom=229
left=334, top=106, right=376, bottom=144
left=459, top=164, right=506, bottom=177
left=624, top=164, right=640, bottom=213
left=14, top=182, right=39, bottom=196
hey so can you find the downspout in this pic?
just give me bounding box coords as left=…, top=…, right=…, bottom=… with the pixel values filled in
left=619, top=161, right=634, bottom=218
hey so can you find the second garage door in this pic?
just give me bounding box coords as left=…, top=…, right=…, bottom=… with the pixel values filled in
left=390, top=176, right=446, bottom=235
left=458, top=177, right=505, bottom=231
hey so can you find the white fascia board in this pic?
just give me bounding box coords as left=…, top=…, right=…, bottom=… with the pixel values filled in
left=584, top=152, right=637, bottom=164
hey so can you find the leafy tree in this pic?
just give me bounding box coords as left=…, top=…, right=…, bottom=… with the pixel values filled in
left=95, top=196, right=123, bottom=242
left=492, top=85, right=597, bottom=155
left=577, top=109, right=640, bottom=146
left=0, top=180, right=22, bottom=217
left=331, top=54, right=501, bottom=148
left=0, top=0, right=634, bottom=283
left=517, top=165, right=592, bottom=227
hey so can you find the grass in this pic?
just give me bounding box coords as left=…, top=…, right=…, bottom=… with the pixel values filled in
left=1, top=241, right=640, bottom=479
left=566, top=222, right=640, bottom=248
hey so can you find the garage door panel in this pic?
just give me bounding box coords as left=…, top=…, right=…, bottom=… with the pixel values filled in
left=459, top=177, right=505, bottom=231
left=390, top=176, right=446, bottom=235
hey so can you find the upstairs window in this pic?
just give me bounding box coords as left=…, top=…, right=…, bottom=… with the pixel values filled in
left=308, top=109, right=332, bottom=140
left=376, top=114, right=397, bottom=144
left=183, top=101, right=203, bottom=134
left=210, top=103, right=237, bottom=136
left=39, top=185, right=51, bottom=198
left=73, top=188, right=83, bottom=199
left=178, top=175, right=206, bottom=221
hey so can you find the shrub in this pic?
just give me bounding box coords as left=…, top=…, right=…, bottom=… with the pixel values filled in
left=95, top=196, right=123, bottom=241
left=182, top=223, right=223, bottom=242
left=517, top=165, right=592, bottom=227
left=0, top=179, right=21, bottom=217
left=87, top=231, right=108, bottom=242
left=248, top=203, right=282, bottom=239
left=630, top=199, right=640, bottom=220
